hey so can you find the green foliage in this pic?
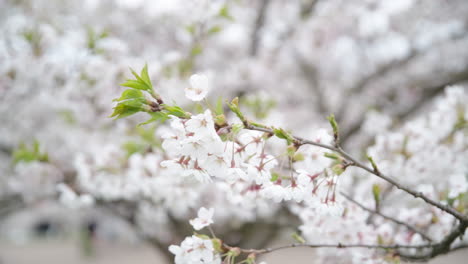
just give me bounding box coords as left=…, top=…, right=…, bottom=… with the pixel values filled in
left=273, top=128, right=294, bottom=145
left=331, top=163, right=345, bottom=175
left=291, top=232, right=306, bottom=244
left=208, top=25, right=223, bottom=35
left=120, top=64, right=153, bottom=92
left=122, top=125, right=162, bottom=156
left=113, top=89, right=144, bottom=102
left=211, top=238, right=223, bottom=253
left=110, top=65, right=192, bottom=126
left=58, top=109, right=76, bottom=124
left=327, top=113, right=339, bottom=140
left=270, top=172, right=280, bottom=182
left=293, top=152, right=304, bottom=162
left=190, top=44, right=203, bottom=56
left=218, top=4, right=234, bottom=20
left=214, top=97, right=224, bottom=115
left=324, top=152, right=340, bottom=160
left=22, top=28, right=42, bottom=56
left=13, top=141, right=49, bottom=164
left=231, top=123, right=244, bottom=134
left=372, top=184, right=381, bottom=208
left=243, top=95, right=276, bottom=119
left=162, top=104, right=191, bottom=119
left=227, top=97, right=247, bottom=124
left=109, top=103, right=146, bottom=119
left=139, top=112, right=169, bottom=126
left=214, top=114, right=227, bottom=127
left=86, top=27, right=108, bottom=53
left=367, top=155, right=379, bottom=172
left=111, top=65, right=155, bottom=119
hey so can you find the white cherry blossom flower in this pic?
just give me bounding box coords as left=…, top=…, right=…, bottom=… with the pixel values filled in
left=169, top=235, right=221, bottom=264
left=189, top=207, right=215, bottom=230
left=185, top=73, right=211, bottom=101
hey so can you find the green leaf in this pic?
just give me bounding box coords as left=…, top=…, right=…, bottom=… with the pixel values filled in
left=270, top=172, right=280, bottom=182
left=113, top=89, right=144, bottom=102
left=122, top=141, right=146, bottom=157
left=140, top=64, right=152, bottom=88
left=163, top=104, right=190, bottom=118
left=293, top=153, right=304, bottom=162
left=58, top=109, right=76, bottom=124
left=331, top=163, right=345, bottom=175
left=327, top=113, right=339, bottom=139
left=138, top=112, right=169, bottom=126
left=292, top=232, right=306, bottom=244
left=186, top=24, right=196, bottom=35
left=130, top=68, right=145, bottom=83
left=208, top=25, right=222, bottom=35
left=12, top=140, right=49, bottom=164
left=190, top=44, right=203, bottom=56
left=324, top=152, right=340, bottom=160
left=367, top=155, right=379, bottom=173
left=218, top=4, right=233, bottom=20
left=231, top=123, right=244, bottom=134
left=227, top=97, right=247, bottom=124
left=211, top=238, right=223, bottom=253
left=194, top=234, right=211, bottom=240
left=118, top=98, right=147, bottom=108
left=287, top=144, right=297, bottom=157
left=109, top=103, right=143, bottom=119
left=120, top=79, right=151, bottom=91
left=273, top=128, right=294, bottom=144
left=214, top=97, right=224, bottom=115
left=214, top=114, right=227, bottom=127
left=372, top=184, right=381, bottom=208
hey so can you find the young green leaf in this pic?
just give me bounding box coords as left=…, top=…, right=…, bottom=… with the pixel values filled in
left=109, top=103, right=143, bottom=119
left=140, top=64, right=152, bottom=88
left=292, top=232, right=306, bottom=244
left=138, top=112, right=169, bottom=126
left=163, top=104, right=190, bottom=118
left=113, top=89, right=144, bottom=102
left=13, top=141, right=49, bottom=164
left=273, top=128, right=294, bottom=144
left=120, top=79, right=151, bottom=91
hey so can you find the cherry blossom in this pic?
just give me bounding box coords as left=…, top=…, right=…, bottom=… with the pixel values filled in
left=185, top=73, right=211, bottom=101
left=189, top=207, right=214, bottom=231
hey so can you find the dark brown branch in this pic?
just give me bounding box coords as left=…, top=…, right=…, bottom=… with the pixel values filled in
left=250, top=0, right=271, bottom=56
left=296, top=55, right=328, bottom=115
left=233, top=242, right=432, bottom=255
left=341, top=192, right=433, bottom=242
left=300, top=0, right=320, bottom=19
left=398, top=222, right=467, bottom=262
left=336, top=30, right=468, bottom=124
left=340, top=68, right=468, bottom=144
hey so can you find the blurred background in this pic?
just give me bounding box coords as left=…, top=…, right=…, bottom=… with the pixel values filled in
left=1, top=0, right=468, bottom=263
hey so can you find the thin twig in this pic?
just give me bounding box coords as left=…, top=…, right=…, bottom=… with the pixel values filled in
left=341, top=192, right=433, bottom=242
left=234, top=242, right=433, bottom=255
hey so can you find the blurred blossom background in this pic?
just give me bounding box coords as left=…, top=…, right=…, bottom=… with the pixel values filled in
left=0, top=0, right=468, bottom=263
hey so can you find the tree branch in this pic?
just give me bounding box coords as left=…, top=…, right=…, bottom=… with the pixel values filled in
left=240, top=121, right=468, bottom=223
left=250, top=0, right=271, bottom=56
left=232, top=242, right=432, bottom=255
left=398, top=221, right=467, bottom=261
left=339, top=68, right=468, bottom=144
left=340, top=192, right=433, bottom=242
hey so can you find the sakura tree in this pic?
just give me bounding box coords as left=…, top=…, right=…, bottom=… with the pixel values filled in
left=0, top=0, right=467, bottom=264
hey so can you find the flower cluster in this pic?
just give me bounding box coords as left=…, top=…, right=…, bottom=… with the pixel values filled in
left=1, top=1, right=468, bottom=264
left=169, top=235, right=221, bottom=264
left=170, top=207, right=221, bottom=264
